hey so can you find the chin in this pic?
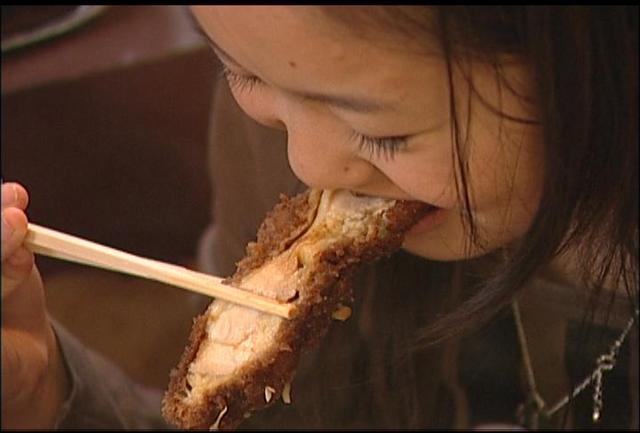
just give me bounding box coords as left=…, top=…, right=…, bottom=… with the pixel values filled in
left=401, top=235, right=497, bottom=262
left=399, top=210, right=519, bottom=262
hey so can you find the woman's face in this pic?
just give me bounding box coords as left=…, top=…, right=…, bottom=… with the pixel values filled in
left=192, top=6, right=544, bottom=261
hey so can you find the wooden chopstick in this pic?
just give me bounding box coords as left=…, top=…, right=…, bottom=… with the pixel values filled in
left=24, top=223, right=297, bottom=319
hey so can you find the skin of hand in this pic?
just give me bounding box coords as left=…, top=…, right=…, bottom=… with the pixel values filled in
left=1, top=182, right=69, bottom=429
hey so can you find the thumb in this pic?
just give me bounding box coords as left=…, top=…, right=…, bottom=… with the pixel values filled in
left=2, top=208, right=28, bottom=262
left=2, top=247, right=36, bottom=301
left=2, top=208, right=32, bottom=300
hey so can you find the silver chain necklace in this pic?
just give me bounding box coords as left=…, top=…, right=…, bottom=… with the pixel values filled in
left=511, top=299, right=638, bottom=429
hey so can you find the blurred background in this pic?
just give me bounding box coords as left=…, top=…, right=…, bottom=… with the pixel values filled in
left=3, top=7, right=637, bottom=430
left=2, top=5, right=218, bottom=390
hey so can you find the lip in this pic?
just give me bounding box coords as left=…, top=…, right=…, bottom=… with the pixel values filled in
left=405, top=207, right=447, bottom=236
left=348, top=190, right=447, bottom=235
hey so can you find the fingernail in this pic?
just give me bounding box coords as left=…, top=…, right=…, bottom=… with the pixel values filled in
left=2, top=184, right=17, bottom=208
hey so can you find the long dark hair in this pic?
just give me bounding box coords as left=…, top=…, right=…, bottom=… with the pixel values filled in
left=320, top=5, right=638, bottom=344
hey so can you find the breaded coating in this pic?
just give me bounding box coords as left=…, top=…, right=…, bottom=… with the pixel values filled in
left=162, top=189, right=429, bottom=430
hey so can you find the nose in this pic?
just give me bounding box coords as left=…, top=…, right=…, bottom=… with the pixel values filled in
left=260, top=117, right=287, bottom=131
left=285, top=125, right=390, bottom=193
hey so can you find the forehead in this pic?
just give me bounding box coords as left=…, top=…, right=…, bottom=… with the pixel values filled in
left=191, top=6, right=443, bottom=111
left=191, top=6, right=436, bottom=62
left=192, top=7, right=376, bottom=75
left=192, top=7, right=354, bottom=75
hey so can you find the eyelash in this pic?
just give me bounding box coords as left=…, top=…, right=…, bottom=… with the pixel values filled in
left=219, top=64, right=263, bottom=93
left=352, top=133, right=409, bottom=161
left=218, top=63, right=409, bottom=160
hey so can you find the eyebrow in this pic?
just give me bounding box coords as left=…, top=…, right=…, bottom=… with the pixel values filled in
left=190, top=17, right=392, bottom=113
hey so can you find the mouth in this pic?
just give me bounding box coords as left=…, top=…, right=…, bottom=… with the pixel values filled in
left=405, top=206, right=446, bottom=236
left=348, top=190, right=445, bottom=236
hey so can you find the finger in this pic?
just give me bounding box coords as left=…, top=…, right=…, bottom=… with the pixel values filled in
left=1, top=334, right=20, bottom=396
left=3, top=246, right=35, bottom=280
left=1, top=247, right=35, bottom=301
left=1, top=182, right=29, bottom=210
left=1, top=208, right=28, bottom=262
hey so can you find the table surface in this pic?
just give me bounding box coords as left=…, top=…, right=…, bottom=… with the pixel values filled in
left=2, top=6, right=205, bottom=95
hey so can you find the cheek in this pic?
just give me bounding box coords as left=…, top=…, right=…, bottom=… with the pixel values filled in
left=464, top=63, right=544, bottom=220
left=374, top=130, right=461, bottom=208
left=505, top=149, right=544, bottom=232
left=468, top=125, right=545, bottom=236
left=380, top=161, right=459, bottom=208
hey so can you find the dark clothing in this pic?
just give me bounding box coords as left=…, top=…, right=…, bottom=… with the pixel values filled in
left=52, top=321, right=169, bottom=430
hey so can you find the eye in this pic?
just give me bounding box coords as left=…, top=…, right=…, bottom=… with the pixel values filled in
left=352, top=132, right=409, bottom=161
left=218, top=63, right=263, bottom=93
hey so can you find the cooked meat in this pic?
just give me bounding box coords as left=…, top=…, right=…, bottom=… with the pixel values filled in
left=162, top=189, right=429, bottom=430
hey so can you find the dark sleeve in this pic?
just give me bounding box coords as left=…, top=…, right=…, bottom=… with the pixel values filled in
left=51, top=319, right=172, bottom=430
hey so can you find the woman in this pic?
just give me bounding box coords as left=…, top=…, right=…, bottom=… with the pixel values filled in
left=2, top=6, right=637, bottom=429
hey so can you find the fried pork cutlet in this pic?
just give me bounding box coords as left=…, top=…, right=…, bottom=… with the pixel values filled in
left=162, top=189, right=429, bottom=430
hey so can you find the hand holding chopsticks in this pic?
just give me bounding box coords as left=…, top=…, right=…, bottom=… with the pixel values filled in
left=24, top=223, right=297, bottom=319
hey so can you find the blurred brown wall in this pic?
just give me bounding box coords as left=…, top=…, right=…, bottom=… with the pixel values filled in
left=2, top=5, right=217, bottom=271
left=2, top=6, right=218, bottom=389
